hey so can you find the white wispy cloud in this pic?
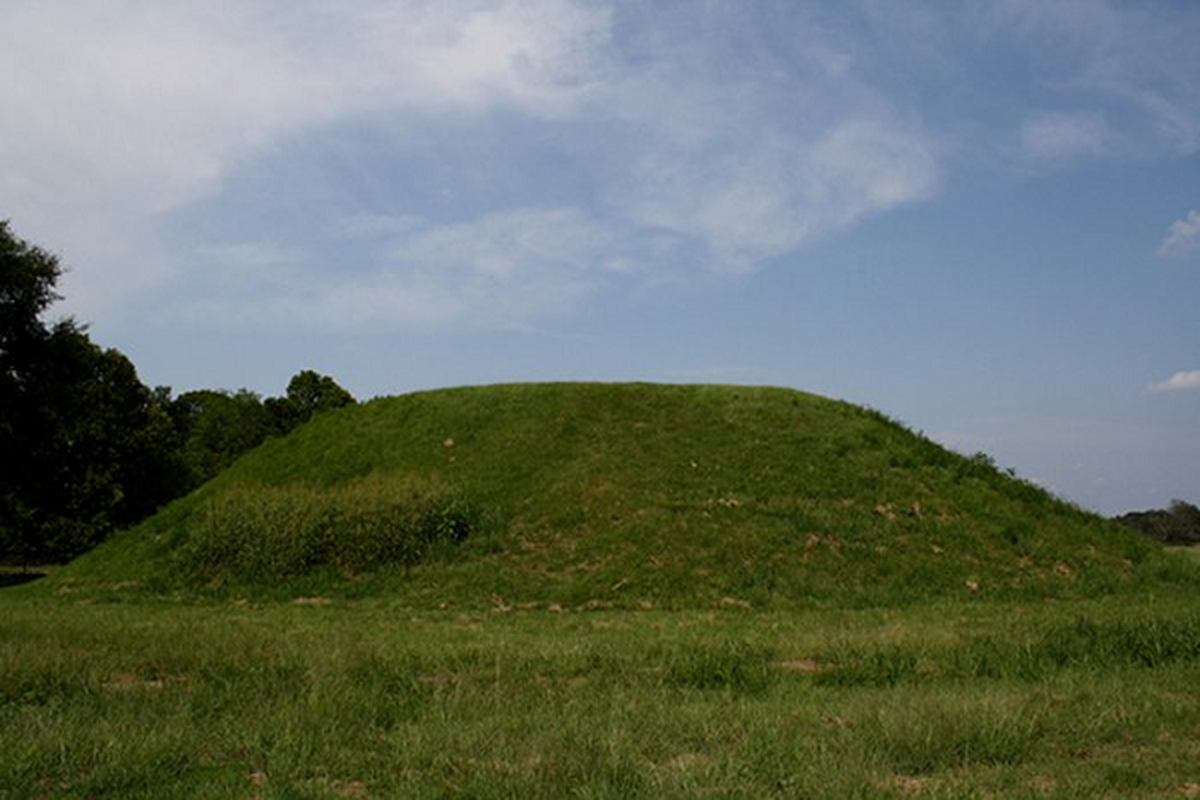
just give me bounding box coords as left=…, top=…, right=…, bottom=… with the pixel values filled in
left=857, top=1, right=1200, bottom=165
left=993, top=0, right=1200, bottom=158
left=174, top=207, right=621, bottom=331
left=601, top=7, right=938, bottom=273
left=6, top=0, right=1198, bottom=334
left=1147, top=370, right=1200, bottom=394
left=353, top=1, right=609, bottom=117
left=616, top=117, right=937, bottom=274
left=4, top=0, right=944, bottom=331
left=1158, top=210, right=1200, bottom=258
left=1020, top=112, right=1109, bottom=159
left=0, top=0, right=607, bottom=323
left=1, top=0, right=606, bottom=214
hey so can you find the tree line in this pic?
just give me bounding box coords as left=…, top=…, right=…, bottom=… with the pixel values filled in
left=1, top=221, right=355, bottom=567
left=1114, top=500, right=1200, bottom=546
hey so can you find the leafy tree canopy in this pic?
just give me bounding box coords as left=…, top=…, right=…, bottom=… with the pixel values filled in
left=287, top=369, right=356, bottom=416
left=168, top=389, right=274, bottom=488
left=1, top=222, right=185, bottom=565
left=0, top=220, right=61, bottom=354
left=265, top=369, right=356, bottom=434
left=165, top=372, right=356, bottom=491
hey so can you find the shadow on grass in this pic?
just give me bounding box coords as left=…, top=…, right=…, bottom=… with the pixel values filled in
left=0, top=571, right=47, bottom=588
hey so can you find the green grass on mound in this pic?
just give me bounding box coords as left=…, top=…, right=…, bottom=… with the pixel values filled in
left=176, top=473, right=478, bottom=583
left=52, top=383, right=1195, bottom=608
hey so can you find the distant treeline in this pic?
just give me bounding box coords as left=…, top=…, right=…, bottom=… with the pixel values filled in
left=1114, top=500, right=1200, bottom=546
left=164, top=372, right=356, bottom=490
left=1, top=221, right=355, bottom=566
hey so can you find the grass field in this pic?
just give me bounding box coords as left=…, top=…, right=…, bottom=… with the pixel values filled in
left=58, top=384, right=1190, bottom=608
left=3, top=586, right=1199, bottom=797
left=4, top=384, right=1198, bottom=796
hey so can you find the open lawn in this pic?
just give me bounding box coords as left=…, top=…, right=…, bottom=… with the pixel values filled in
left=3, top=586, right=1199, bottom=798
left=6, top=385, right=1198, bottom=796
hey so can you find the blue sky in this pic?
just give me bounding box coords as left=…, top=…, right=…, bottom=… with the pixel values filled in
left=2, top=0, right=1197, bottom=515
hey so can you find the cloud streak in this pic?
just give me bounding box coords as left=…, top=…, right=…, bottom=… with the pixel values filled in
left=174, top=207, right=628, bottom=332
left=1020, top=112, right=1109, bottom=160
left=1147, top=370, right=1200, bottom=394
left=1158, top=210, right=1200, bottom=259
left=995, top=0, right=1200, bottom=159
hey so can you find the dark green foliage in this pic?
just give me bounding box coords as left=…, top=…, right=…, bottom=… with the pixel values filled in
left=0, top=220, right=61, bottom=351
left=166, top=389, right=274, bottom=487
left=164, top=371, right=356, bottom=492
left=1115, top=499, right=1200, bottom=545
left=265, top=369, right=356, bottom=435
left=1, top=222, right=186, bottom=564
left=814, top=645, right=923, bottom=687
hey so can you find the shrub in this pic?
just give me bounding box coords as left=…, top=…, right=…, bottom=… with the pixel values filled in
left=177, top=473, right=481, bottom=582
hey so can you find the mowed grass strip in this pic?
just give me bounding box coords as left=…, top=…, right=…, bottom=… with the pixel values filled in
left=2, top=597, right=1200, bottom=796
left=2, top=594, right=1200, bottom=798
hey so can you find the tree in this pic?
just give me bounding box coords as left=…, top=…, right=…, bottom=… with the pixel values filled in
left=0, top=220, right=61, bottom=355
left=0, top=222, right=184, bottom=564
left=0, top=220, right=65, bottom=565
left=1114, top=499, right=1200, bottom=546
left=266, top=369, right=356, bottom=435
left=157, top=373, right=355, bottom=494
left=168, top=389, right=274, bottom=487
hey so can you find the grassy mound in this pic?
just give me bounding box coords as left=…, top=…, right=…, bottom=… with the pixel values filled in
left=56, top=383, right=1192, bottom=607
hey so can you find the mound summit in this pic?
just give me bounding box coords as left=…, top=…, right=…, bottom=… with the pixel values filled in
left=64, top=383, right=1183, bottom=607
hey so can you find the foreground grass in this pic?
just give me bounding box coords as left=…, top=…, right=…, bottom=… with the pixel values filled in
left=3, top=587, right=1199, bottom=798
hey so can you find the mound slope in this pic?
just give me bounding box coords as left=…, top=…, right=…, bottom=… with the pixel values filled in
left=63, top=383, right=1186, bottom=607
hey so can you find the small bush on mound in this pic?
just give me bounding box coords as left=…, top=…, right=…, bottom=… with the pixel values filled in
left=177, top=473, right=479, bottom=583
